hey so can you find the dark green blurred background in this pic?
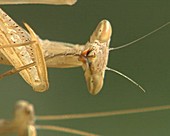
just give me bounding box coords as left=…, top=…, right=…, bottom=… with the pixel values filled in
left=0, top=0, right=170, bottom=135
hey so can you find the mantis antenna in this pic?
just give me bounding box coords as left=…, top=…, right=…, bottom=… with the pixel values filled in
left=106, top=67, right=146, bottom=92
left=106, top=21, right=170, bottom=93
left=110, top=22, right=170, bottom=51
left=36, top=105, right=170, bottom=120
left=36, top=125, right=99, bottom=136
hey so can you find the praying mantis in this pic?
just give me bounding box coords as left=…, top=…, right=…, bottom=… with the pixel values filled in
left=0, top=7, right=112, bottom=94
left=0, top=100, right=100, bottom=136
left=0, top=7, right=169, bottom=94
left=0, top=100, right=170, bottom=136
left=0, top=7, right=131, bottom=94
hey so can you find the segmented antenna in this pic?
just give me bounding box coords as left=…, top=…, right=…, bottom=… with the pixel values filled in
left=36, top=105, right=170, bottom=120
left=36, top=125, right=99, bottom=136
left=106, top=67, right=146, bottom=92
left=110, top=22, right=170, bottom=51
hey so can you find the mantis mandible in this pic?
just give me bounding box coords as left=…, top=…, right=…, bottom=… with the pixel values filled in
left=0, top=100, right=170, bottom=136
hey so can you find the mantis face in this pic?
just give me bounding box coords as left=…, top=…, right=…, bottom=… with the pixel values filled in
left=79, top=20, right=112, bottom=95
left=14, top=100, right=35, bottom=126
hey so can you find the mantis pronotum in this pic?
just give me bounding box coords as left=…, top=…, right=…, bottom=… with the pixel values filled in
left=0, top=100, right=170, bottom=136
left=0, top=7, right=169, bottom=94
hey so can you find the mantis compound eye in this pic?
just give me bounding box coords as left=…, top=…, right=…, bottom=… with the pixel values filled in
left=90, top=20, right=112, bottom=43
left=84, top=71, right=104, bottom=95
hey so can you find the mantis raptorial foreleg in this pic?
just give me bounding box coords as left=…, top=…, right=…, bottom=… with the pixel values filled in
left=0, top=8, right=49, bottom=92
left=24, top=23, right=49, bottom=92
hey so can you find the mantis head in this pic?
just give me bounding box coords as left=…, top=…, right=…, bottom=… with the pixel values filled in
left=79, top=20, right=112, bottom=95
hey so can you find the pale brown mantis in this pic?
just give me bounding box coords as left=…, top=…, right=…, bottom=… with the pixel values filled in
left=0, top=8, right=140, bottom=94
left=0, top=7, right=169, bottom=94
left=0, top=100, right=100, bottom=136
left=1, top=100, right=170, bottom=136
